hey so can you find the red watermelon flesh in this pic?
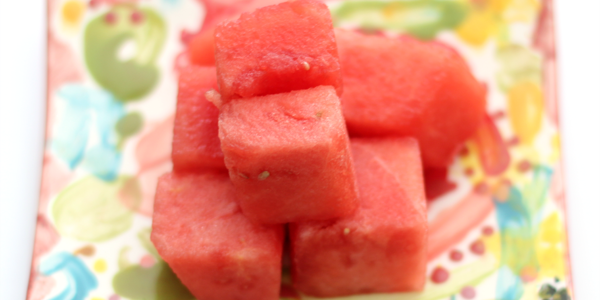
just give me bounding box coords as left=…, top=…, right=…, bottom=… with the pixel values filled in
left=219, top=86, right=358, bottom=224
left=336, top=29, right=486, bottom=168
left=214, top=0, right=342, bottom=100
left=151, top=171, right=284, bottom=300
left=188, top=28, right=216, bottom=66
left=290, top=138, right=428, bottom=297
left=197, top=0, right=286, bottom=34
left=172, top=65, right=225, bottom=171
left=424, top=167, right=457, bottom=201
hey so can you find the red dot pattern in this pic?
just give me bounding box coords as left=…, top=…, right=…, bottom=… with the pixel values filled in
left=430, top=267, right=450, bottom=284
left=470, top=239, right=485, bottom=255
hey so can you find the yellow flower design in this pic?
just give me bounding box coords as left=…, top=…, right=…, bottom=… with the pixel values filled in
left=482, top=232, right=502, bottom=260
left=61, top=0, right=86, bottom=28
left=536, top=212, right=567, bottom=279
left=456, top=0, right=540, bottom=46
left=507, top=81, right=544, bottom=145
left=93, top=258, right=108, bottom=273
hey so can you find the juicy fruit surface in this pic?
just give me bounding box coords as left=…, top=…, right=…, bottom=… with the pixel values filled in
left=219, top=86, right=358, bottom=224
left=424, top=167, right=457, bottom=200
left=172, top=66, right=225, bottom=171
left=336, top=29, right=486, bottom=168
left=197, top=0, right=287, bottom=34
left=188, top=28, right=216, bottom=66
left=291, top=138, right=428, bottom=297
left=151, top=172, right=284, bottom=300
left=215, top=0, right=342, bottom=100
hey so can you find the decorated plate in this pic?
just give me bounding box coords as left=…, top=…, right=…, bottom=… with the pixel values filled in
left=28, top=0, right=571, bottom=300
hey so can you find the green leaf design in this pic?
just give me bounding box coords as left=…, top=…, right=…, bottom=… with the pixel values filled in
left=113, top=261, right=195, bottom=300
left=501, top=227, right=539, bottom=274
left=496, top=44, right=543, bottom=92
left=116, top=112, right=144, bottom=139
left=84, top=5, right=166, bottom=102
left=138, top=227, right=160, bottom=259
left=118, top=246, right=133, bottom=270
left=52, top=176, right=137, bottom=242
left=522, top=166, right=553, bottom=216
left=331, top=0, right=468, bottom=40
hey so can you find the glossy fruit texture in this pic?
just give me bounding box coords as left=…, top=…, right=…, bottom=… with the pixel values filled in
left=424, top=167, right=457, bottom=200
left=171, top=66, right=225, bottom=171
left=219, top=86, right=358, bottom=224
left=151, top=172, right=284, bottom=300
left=290, top=138, right=428, bottom=297
left=214, top=0, right=342, bottom=100
left=188, top=28, right=216, bottom=66
left=336, top=29, right=486, bottom=168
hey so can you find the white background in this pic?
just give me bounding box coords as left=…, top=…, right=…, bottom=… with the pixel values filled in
left=0, top=1, right=598, bottom=299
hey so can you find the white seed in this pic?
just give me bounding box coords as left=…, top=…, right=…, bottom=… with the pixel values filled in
left=239, top=173, right=248, bottom=179
left=343, top=228, right=350, bottom=235
left=205, top=89, right=223, bottom=109
left=302, top=61, right=310, bottom=71
left=258, top=171, right=270, bottom=180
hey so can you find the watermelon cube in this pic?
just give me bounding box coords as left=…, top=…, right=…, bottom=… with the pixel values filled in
left=336, top=29, right=486, bottom=168
left=214, top=0, right=342, bottom=100
left=172, top=66, right=225, bottom=171
left=188, top=28, right=215, bottom=66
left=219, top=85, right=358, bottom=224
left=151, top=171, right=284, bottom=300
left=290, top=138, right=428, bottom=297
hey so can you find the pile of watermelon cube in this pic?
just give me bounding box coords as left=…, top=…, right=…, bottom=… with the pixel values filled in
left=151, top=1, right=486, bottom=299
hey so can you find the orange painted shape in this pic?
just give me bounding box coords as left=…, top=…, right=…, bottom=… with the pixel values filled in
left=189, top=28, right=216, bottom=66
left=507, top=81, right=544, bottom=145
left=428, top=192, right=495, bottom=261
left=473, top=115, right=511, bottom=176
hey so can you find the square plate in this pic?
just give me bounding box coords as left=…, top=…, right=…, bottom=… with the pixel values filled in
left=28, top=0, right=573, bottom=299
